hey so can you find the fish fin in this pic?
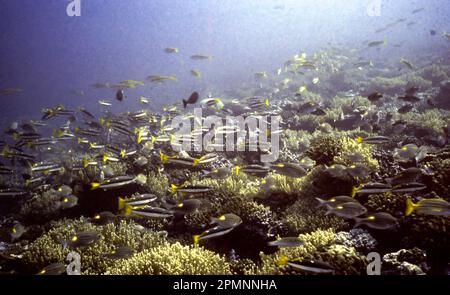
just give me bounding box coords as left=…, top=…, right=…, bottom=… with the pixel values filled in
left=235, top=166, right=240, bottom=176
left=91, top=182, right=101, bottom=190
left=193, top=235, right=200, bottom=246
left=160, top=152, right=170, bottom=164
left=278, top=255, right=289, bottom=266
left=124, top=204, right=133, bottom=216
left=265, top=98, right=269, bottom=107
left=137, top=130, right=142, bottom=144
left=182, top=99, right=187, bottom=108
left=193, top=158, right=201, bottom=167
left=315, top=197, right=325, bottom=208
left=351, top=186, right=358, bottom=198
left=118, top=197, right=125, bottom=210
left=405, top=198, right=416, bottom=216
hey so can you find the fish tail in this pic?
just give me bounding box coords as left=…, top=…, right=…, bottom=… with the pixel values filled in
left=118, top=197, right=125, bottom=210
left=160, top=152, right=170, bottom=164
left=351, top=186, right=358, bottom=198
left=193, top=158, right=201, bottom=167
left=171, top=184, right=178, bottom=194
left=405, top=198, right=416, bottom=216
left=315, top=197, right=325, bottom=208
left=103, top=153, right=108, bottom=163
left=137, top=130, right=142, bottom=144
left=91, top=182, right=101, bottom=190
left=278, top=255, right=289, bottom=266
left=120, top=149, right=126, bottom=158
left=356, top=136, right=364, bottom=144
left=193, top=235, right=200, bottom=245
left=265, top=98, right=269, bottom=107
left=234, top=166, right=240, bottom=176
left=124, top=204, right=133, bottom=216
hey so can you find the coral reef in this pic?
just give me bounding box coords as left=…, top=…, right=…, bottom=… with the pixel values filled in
left=105, top=242, right=232, bottom=275
left=21, top=218, right=167, bottom=274
left=257, top=229, right=367, bottom=275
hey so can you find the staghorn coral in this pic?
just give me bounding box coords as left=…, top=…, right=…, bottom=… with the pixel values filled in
left=145, top=171, right=170, bottom=196
left=402, top=109, right=450, bottom=137
left=19, top=189, right=62, bottom=223
left=306, top=131, right=379, bottom=170
left=306, top=134, right=341, bottom=165
left=105, top=242, right=232, bottom=275
left=366, top=74, right=432, bottom=95
left=282, top=197, right=349, bottom=235
left=229, top=258, right=258, bottom=275
left=417, top=64, right=449, bottom=85
left=257, top=229, right=367, bottom=275
left=21, top=218, right=167, bottom=274
left=282, top=129, right=311, bottom=155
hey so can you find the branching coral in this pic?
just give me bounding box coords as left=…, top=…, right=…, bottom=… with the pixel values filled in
left=21, top=218, right=167, bottom=274
left=256, top=229, right=367, bottom=275
left=105, top=242, right=232, bottom=275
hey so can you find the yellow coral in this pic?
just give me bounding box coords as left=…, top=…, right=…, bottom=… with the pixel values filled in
left=105, top=242, right=231, bottom=275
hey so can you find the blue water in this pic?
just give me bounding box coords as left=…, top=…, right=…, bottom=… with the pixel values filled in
left=0, top=0, right=449, bottom=123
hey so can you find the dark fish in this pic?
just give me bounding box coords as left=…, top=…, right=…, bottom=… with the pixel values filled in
left=116, top=89, right=124, bottom=101
left=398, top=95, right=420, bottom=103
left=91, top=211, right=116, bottom=225
left=193, top=225, right=236, bottom=244
left=325, top=201, right=367, bottom=219
left=169, top=199, right=202, bottom=215
left=102, top=247, right=134, bottom=260
left=210, top=213, right=242, bottom=228
left=406, top=198, right=450, bottom=216
left=268, top=237, right=304, bottom=248
left=310, top=108, right=327, bottom=116
left=405, top=86, right=419, bottom=96
left=279, top=256, right=334, bottom=274
left=354, top=212, right=398, bottom=230
left=398, top=104, right=413, bottom=114
left=271, top=163, right=307, bottom=178
left=171, top=184, right=212, bottom=194
left=183, top=91, right=199, bottom=108
left=316, top=196, right=355, bottom=209
left=63, top=231, right=100, bottom=249
left=352, top=182, right=391, bottom=196
left=367, top=92, right=383, bottom=102
left=392, top=182, right=426, bottom=193
left=126, top=205, right=173, bottom=218
left=37, top=262, right=67, bottom=275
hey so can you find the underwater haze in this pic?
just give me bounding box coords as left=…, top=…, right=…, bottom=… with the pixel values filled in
left=1, top=0, right=449, bottom=120
left=0, top=0, right=450, bottom=276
